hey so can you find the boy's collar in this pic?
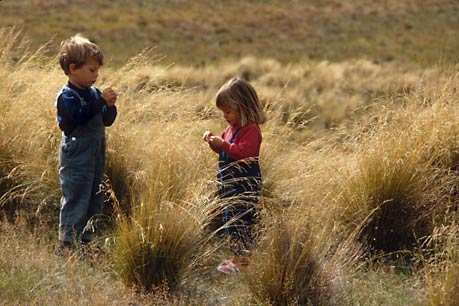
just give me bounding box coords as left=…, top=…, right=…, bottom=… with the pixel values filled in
left=67, top=81, right=89, bottom=92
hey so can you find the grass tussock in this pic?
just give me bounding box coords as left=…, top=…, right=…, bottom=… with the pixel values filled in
left=336, top=80, right=459, bottom=253
left=109, top=124, right=214, bottom=291
left=338, top=127, right=432, bottom=252
left=0, top=219, right=176, bottom=306
left=113, top=196, right=206, bottom=292
left=246, top=210, right=334, bottom=306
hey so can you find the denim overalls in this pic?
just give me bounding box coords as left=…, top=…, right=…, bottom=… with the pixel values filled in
left=57, top=85, right=106, bottom=243
left=218, top=127, right=262, bottom=255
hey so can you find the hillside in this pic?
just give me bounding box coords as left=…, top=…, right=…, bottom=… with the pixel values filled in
left=1, top=0, right=458, bottom=66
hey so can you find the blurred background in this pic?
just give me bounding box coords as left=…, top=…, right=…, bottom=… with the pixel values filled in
left=2, top=0, right=458, bottom=66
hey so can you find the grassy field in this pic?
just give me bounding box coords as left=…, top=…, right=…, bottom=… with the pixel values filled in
left=1, top=0, right=459, bottom=305
left=1, top=0, right=458, bottom=66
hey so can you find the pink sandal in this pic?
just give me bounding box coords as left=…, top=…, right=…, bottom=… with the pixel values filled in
left=217, top=257, right=240, bottom=273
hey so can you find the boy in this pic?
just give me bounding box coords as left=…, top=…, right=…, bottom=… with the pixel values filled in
left=56, top=34, right=117, bottom=251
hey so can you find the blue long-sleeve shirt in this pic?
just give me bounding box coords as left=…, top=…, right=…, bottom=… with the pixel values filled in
left=56, top=82, right=117, bottom=136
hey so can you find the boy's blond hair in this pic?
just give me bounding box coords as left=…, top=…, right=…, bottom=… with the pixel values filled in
left=216, top=77, right=265, bottom=127
left=58, top=34, right=103, bottom=75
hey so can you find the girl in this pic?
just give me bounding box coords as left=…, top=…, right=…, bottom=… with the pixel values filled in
left=203, top=76, right=265, bottom=273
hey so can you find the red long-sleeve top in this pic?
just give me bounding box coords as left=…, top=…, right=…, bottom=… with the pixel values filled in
left=221, top=124, right=262, bottom=160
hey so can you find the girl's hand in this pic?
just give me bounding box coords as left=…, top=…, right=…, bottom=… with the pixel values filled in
left=101, top=87, right=117, bottom=106
left=203, top=132, right=223, bottom=153
left=209, top=136, right=224, bottom=148
left=202, top=131, right=213, bottom=142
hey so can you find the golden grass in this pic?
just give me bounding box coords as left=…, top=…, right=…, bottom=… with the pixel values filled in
left=420, top=224, right=459, bottom=306
left=0, top=219, right=177, bottom=305
left=2, top=27, right=459, bottom=304
left=246, top=211, right=334, bottom=306
left=109, top=131, right=215, bottom=291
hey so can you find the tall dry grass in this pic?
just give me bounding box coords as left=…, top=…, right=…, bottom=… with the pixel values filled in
left=337, top=123, right=433, bottom=252
left=420, top=224, right=459, bottom=306
left=334, top=69, right=459, bottom=254
left=0, top=28, right=61, bottom=227
left=2, top=27, right=459, bottom=304
left=0, top=218, right=186, bottom=305
left=109, top=127, right=215, bottom=291
left=246, top=210, right=334, bottom=306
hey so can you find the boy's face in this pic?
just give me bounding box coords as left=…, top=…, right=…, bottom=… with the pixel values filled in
left=220, top=106, right=241, bottom=127
left=68, top=59, right=101, bottom=89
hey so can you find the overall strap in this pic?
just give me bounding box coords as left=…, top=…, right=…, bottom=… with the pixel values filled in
left=221, top=127, right=241, bottom=161
left=229, top=128, right=241, bottom=143
left=55, top=85, right=99, bottom=107
left=56, top=85, right=104, bottom=138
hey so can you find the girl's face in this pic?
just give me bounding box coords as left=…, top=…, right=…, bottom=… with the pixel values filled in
left=68, top=59, right=100, bottom=89
left=220, top=106, right=241, bottom=127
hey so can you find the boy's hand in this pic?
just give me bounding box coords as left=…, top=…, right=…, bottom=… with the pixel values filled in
left=202, top=131, right=213, bottom=142
left=101, top=87, right=117, bottom=106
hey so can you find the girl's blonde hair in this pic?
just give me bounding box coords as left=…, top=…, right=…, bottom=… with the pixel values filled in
left=216, top=77, right=265, bottom=127
left=58, top=34, right=103, bottom=75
